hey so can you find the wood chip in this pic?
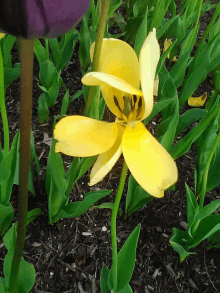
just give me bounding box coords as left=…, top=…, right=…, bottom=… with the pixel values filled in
left=78, top=282, right=86, bottom=293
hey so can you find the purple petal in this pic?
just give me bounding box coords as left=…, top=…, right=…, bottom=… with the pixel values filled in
left=0, top=0, right=90, bottom=38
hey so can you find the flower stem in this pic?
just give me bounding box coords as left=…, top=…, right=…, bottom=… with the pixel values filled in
left=111, top=161, right=128, bottom=292
left=9, top=38, right=34, bottom=293
left=199, top=128, right=220, bottom=209
left=84, top=0, right=110, bottom=116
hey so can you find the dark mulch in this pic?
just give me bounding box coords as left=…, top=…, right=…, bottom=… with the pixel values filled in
left=1, top=5, right=220, bottom=293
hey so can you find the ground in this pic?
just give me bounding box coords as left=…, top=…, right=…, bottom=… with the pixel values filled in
left=0, top=5, right=220, bottom=293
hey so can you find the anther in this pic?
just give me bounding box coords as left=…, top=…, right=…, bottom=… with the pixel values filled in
left=133, top=95, right=137, bottom=104
left=114, top=96, right=122, bottom=112
left=136, top=97, right=143, bottom=118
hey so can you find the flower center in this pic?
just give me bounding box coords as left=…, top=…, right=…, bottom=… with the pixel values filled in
left=114, top=94, right=143, bottom=125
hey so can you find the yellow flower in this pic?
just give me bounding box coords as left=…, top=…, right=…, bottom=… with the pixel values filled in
left=164, top=39, right=178, bottom=62
left=54, top=29, right=178, bottom=198
left=188, top=93, right=207, bottom=107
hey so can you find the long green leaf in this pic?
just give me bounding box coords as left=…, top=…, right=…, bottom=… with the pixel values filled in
left=57, top=189, right=112, bottom=219
left=171, top=97, right=220, bottom=159
left=108, top=225, right=140, bottom=292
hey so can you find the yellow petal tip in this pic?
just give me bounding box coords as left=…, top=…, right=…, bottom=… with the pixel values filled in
left=188, top=92, right=207, bottom=107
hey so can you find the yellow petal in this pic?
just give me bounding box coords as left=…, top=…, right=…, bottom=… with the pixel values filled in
left=139, top=28, right=160, bottom=120
left=163, top=39, right=178, bottom=62
left=164, top=39, right=172, bottom=53
left=90, top=39, right=140, bottom=89
left=82, top=72, right=143, bottom=118
left=153, top=75, right=159, bottom=97
left=0, top=33, right=5, bottom=40
left=122, top=122, right=178, bottom=198
left=188, top=93, right=207, bottom=107
left=89, top=123, right=124, bottom=186
left=54, top=116, right=118, bottom=157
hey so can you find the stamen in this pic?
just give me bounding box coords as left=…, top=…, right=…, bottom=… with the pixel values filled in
left=138, top=98, right=142, bottom=109
left=136, top=97, right=143, bottom=118
left=133, top=95, right=137, bottom=104
left=114, top=96, right=122, bottom=113
left=123, top=96, right=131, bottom=117
left=131, top=96, right=135, bottom=111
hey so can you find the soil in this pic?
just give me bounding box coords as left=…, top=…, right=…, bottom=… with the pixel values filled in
left=1, top=4, right=220, bottom=293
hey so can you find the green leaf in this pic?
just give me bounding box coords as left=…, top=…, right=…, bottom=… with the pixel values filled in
left=117, top=284, right=133, bottom=293
left=4, top=242, right=35, bottom=293
left=69, top=90, right=83, bottom=104
left=182, top=0, right=198, bottom=29
left=89, top=86, right=100, bottom=119
left=196, top=199, right=220, bottom=222
left=154, top=0, right=172, bottom=29
left=4, top=132, right=20, bottom=203
left=74, top=156, right=97, bottom=184
left=95, top=203, right=122, bottom=216
left=31, top=131, right=41, bottom=180
left=49, top=38, right=62, bottom=70
left=60, top=90, right=69, bottom=115
left=3, top=35, right=16, bottom=68
left=126, top=175, right=153, bottom=217
left=171, top=97, right=220, bottom=159
left=47, top=76, right=60, bottom=106
left=169, top=241, right=196, bottom=263
left=144, top=98, right=175, bottom=124
left=0, top=278, right=7, bottom=293
left=38, top=93, right=49, bottom=124
left=3, top=210, right=40, bottom=292
left=4, top=66, right=20, bottom=90
left=34, top=39, right=47, bottom=66
left=99, top=97, right=106, bottom=120
left=134, top=9, right=148, bottom=58
left=108, top=225, right=140, bottom=292
left=57, top=189, right=112, bottom=219
left=156, top=39, right=176, bottom=76
left=50, top=139, right=67, bottom=198
left=89, top=0, right=99, bottom=32
left=60, top=32, right=78, bottom=71
left=185, top=184, right=198, bottom=228
left=13, top=131, right=38, bottom=196
left=65, top=157, right=80, bottom=191
left=179, top=33, right=220, bottom=109
left=207, top=230, right=220, bottom=249
left=0, top=146, right=16, bottom=183
left=209, top=17, right=220, bottom=42
left=108, top=0, right=123, bottom=17
left=100, top=265, right=111, bottom=293
left=206, top=143, right=220, bottom=192
left=124, top=17, right=143, bottom=44
left=176, top=109, right=207, bottom=136
left=160, top=98, right=179, bottom=152
left=157, top=16, right=178, bottom=39
left=79, top=18, right=91, bottom=69
left=39, top=60, right=59, bottom=89
left=158, top=65, right=178, bottom=120
left=132, top=0, right=148, bottom=18
left=0, top=204, right=14, bottom=236
left=193, top=214, right=220, bottom=247
left=48, top=174, right=68, bottom=224
left=3, top=208, right=41, bottom=250
left=195, top=118, right=219, bottom=195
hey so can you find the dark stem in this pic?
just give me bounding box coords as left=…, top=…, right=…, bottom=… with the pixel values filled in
left=9, top=38, right=34, bottom=293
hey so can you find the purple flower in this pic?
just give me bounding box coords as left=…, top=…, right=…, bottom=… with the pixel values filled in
left=0, top=0, right=90, bottom=38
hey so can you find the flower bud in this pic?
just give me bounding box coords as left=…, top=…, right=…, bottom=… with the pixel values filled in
left=0, top=0, right=90, bottom=38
